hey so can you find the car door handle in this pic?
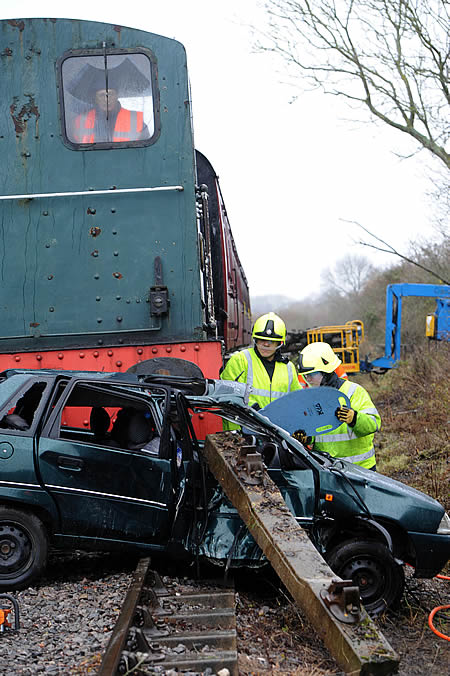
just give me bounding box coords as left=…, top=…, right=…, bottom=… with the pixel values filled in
left=57, top=456, right=84, bottom=471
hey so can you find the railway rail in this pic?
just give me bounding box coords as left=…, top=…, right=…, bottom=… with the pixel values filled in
left=98, top=557, right=238, bottom=676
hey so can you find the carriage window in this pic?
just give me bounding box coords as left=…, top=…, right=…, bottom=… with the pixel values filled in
left=61, top=53, right=155, bottom=147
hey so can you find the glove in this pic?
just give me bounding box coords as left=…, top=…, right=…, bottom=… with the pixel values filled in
left=293, top=429, right=312, bottom=446
left=336, top=406, right=357, bottom=427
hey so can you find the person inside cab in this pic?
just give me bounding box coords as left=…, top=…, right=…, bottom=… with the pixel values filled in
left=67, top=58, right=151, bottom=143
left=220, top=312, right=300, bottom=416
left=296, top=341, right=380, bottom=470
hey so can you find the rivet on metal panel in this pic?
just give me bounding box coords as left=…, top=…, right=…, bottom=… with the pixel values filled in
left=137, top=348, right=143, bottom=355
left=116, top=316, right=122, bottom=322
left=180, top=346, right=186, bottom=352
left=116, top=296, right=121, bottom=300
left=83, top=420, right=89, bottom=428
left=113, top=272, right=122, bottom=279
left=57, top=354, right=63, bottom=360
left=93, top=352, right=99, bottom=358
left=152, top=348, right=158, bottom=354
left=113, top=252, right=119, bottom=256
left=116, top=361, right=122, bottom=367
left=194, top=345, right=200, bottom=351
left=49, top=307, right=54, bottom=312
left=87, top=208, right=96, bottom=215
left=79, top=353, right=85, bottom=359
left=94, top=274, right=100, bottom=280
left=14, top=356, right=20, bottom=362
left=97, top=318, right=102, bottom=323
left=96, top=297, right=101, bottom=302
left=42, top=211, right=48, bottom=216
left=47, top=275, right=53, bottom=280
left=108, top=350, right=113, bottom=356
left=166, top=347, right=172, bottom=353
left=36, top=355, right=42, bottom=361
left=92, top=251, right=99, bottom=257
left=90, top=227, right=101, bottom=237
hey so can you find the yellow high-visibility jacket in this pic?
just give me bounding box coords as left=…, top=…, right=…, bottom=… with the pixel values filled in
left=220, top=347, right=300, bottom=413
left=313, top=380, right=380, bottom=469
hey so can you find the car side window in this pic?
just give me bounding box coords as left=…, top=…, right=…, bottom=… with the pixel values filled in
left=0, top=381, right=47, bottom=434
left=54, top=383, right=161, bottom=454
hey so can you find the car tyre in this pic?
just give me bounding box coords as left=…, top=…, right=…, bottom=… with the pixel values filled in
left=0, top=507, right=48, bottom=590
left=326, top=538, right=404, bottom=615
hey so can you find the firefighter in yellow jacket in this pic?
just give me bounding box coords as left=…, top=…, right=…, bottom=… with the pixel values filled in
left=297, top=342, right=380, bottom=470
left=220, top=313, right=300, bottom=418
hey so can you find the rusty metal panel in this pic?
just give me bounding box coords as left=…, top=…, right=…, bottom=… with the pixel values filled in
left=203, top=433, right=399, bottom=676
left=0, top=18, right=202, bottom=351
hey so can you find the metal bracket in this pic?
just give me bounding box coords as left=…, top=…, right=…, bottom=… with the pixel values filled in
left=236, top=446, right=265, bottom=485
left=150, top=256, right=169, bottom=316
left=320, top=579, right=361, bottom=624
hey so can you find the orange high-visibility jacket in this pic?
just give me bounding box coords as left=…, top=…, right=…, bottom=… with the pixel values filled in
left=74, top=108, right=144, bottom=143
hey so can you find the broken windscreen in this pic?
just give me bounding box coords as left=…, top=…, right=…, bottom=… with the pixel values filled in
left=61, top=52, right=156, bottom=147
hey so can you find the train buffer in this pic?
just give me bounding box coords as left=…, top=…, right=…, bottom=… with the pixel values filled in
left=203, top=433, right=400, bottom=676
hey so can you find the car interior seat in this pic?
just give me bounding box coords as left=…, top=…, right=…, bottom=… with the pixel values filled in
left=89, top=406, right=111, bottom=443
left=126, top=411, right=154, bottom=450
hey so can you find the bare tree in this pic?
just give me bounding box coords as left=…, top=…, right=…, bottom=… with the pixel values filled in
left=343, top=218, right=450, bottom=284
left=320, top=254, right=376, bottom=296
left=258, top=0, right=450, bottom=169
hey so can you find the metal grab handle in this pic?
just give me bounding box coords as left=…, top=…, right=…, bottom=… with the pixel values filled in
left=56, top=455, right=84, bottom=471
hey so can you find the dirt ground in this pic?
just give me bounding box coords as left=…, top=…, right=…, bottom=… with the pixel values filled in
left=234, top=566, right=450, bottom=675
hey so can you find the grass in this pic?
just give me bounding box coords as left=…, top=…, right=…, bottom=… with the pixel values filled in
left=354, top=342, right=450, bottom=512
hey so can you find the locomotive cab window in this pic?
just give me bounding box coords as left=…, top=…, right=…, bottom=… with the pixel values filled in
left=60, top=52, right=157, bottom=148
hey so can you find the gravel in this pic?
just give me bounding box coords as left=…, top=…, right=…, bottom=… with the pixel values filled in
left=0, top=550, right=134, bottom=675
left=0, top=551, right=448, bottom=675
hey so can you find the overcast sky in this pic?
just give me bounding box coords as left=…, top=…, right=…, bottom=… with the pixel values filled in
left=3, top=0, right=442, bottom=300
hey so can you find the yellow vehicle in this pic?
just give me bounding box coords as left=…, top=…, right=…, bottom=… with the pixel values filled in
left=306, top=320, right=364, bottom=374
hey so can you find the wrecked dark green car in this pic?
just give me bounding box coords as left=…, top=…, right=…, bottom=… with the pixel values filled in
left=0, top=368, right=448, bottom=615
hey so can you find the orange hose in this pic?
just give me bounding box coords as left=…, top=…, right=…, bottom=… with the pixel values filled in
left=428, top=605, right=450, bottom=641
left=404, top=562, right=449, bottom=640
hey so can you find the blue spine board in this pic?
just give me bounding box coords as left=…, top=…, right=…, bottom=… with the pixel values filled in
left=260, top=386, right=351, bottom=436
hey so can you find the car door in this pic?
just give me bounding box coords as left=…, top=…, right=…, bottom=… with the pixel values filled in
left=37, top=378, right=177, bottom=547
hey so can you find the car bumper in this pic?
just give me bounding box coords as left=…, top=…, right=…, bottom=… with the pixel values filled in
left=408, top=531, right=450, bottom=577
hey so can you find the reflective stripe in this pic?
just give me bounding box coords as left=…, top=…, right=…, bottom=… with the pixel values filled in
left=344, top=381, right=358, bottom=397
left=365, top=413, right=381, bottom=431
left=244, top=350, right=293, bottom=399
left=252, top=388, right=287, bottom=399
left=287, top=362, right=294, bottom=391
left=243, top=350, right=253, bottom=386
left=360, top=407, right=378, bottom=415
left=340, top=448, right=375, bottom=463
left=315, top=432, right=356, bottom=443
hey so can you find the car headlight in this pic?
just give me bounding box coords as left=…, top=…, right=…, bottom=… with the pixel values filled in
left=437, top=512, right=450, bottom=534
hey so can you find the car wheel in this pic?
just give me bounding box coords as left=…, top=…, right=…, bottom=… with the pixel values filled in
left=326, top=538, right=405, bottom=615
left=0, top=507, right=48, bottom=590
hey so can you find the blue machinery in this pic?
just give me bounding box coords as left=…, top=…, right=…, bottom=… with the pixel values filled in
left=361, top=283, right=450, bottom=372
